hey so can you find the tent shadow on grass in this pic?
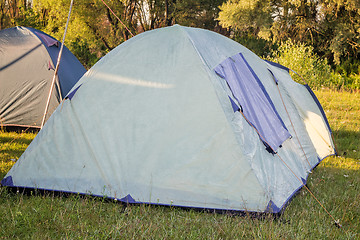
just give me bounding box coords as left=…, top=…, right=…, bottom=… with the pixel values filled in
left=332, top=129, right=360, bottom=158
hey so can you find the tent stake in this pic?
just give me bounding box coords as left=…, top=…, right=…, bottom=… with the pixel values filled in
left=40, top=0, right=74, bottom=129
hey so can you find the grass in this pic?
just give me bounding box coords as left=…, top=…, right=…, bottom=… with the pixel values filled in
left=0, top=89, right=359, bottom=239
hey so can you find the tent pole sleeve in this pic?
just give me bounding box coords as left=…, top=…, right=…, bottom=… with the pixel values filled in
left=40, top=0, right=74, bottom=129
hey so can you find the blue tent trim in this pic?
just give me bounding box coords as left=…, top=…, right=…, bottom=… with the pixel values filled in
left=264, top=60, right=290, bottom=72
left=65, top=84, right=82, bottom=100
left=267, top=68, right=279, bottom=84
left=0, top=183, right=270, bottom=214
left=265, top=200, right=281, bottom=213
left=301, top=177, right=307, bottom=185
left=1, top=176, right=13, bottom=187
left=119, top=194, right=136, bottom=204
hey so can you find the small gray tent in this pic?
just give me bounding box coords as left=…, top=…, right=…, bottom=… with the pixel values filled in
left=0, top=26, right=86, bottom=128
left=2, top=25, right=336, bottom=213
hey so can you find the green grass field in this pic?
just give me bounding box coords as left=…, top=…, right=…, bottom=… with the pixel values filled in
left=0, top=90, right=359, bottom=239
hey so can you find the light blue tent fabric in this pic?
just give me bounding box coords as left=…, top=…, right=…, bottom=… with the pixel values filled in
left=1, top=25, right=335, bottom=213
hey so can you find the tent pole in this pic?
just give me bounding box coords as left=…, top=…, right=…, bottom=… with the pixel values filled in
left=40, top=0, right=74, bottom=129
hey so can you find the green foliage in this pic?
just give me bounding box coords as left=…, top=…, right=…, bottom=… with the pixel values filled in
left=217, top=0, right=272, bottom=36
left=316, top=90, right=360, bottom=159
left=267, top=40, right=360, bottom=90
left=0, top=131, right=36, bottom=180
left=32, top=0, right=123, bottom=60
left=70, top=40, right=99, bottom=70
left=268, top=40, right=333, bottom=89
left=335, top=59, right=360, bottom=76
left=218, top=0, right=360, bottom=72
left=232, top=32, right=277, bottom=58
left=340, top=74, right=360, bottom=91
left=1, top=0, right=227, bottom=68
left=11, top=7, right=45, bottom=29
left=0, top=90, right=359, bottom=238
left=171, top=0, right=225, bottom=29
left=0, top=0, right=45, bottom=29
left=321, top=0, right=360, bottom=66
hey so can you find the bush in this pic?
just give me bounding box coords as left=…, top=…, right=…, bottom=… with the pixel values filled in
left=267, top=40, right=333, bottom=89
left=335, top=59, right=360, bottom=76
left=267, top=40, right=360, bottom=90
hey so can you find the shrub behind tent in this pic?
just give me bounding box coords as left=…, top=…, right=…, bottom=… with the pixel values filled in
left=0, top=26, right=86, bottom=128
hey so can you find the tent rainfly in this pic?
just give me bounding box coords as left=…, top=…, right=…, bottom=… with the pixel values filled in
left=0, top=26, right=86, bottom=128
left=1, top=25, right=336, bottom=213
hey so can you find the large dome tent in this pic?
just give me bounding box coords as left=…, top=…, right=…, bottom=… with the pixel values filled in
left=0, top=26, right=86, bottom=128
left=1, top=25, right=336, bottom=214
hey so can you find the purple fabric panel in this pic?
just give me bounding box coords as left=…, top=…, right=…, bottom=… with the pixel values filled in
left=214, top=53, right=291, bottom=151
left=240, top=54, right=287, bottom=129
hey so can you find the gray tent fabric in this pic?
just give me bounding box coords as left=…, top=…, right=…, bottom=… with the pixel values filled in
left=0, top=26, right=86, bottom=128
left=1, top=25, right=336, bottom=213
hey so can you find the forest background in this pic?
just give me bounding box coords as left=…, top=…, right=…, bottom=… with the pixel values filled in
left=1, top=0, right=359, bottom=90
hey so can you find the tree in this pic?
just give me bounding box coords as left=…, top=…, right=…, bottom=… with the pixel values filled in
left=217, top=0, right=272, bottom=37
left=217, top=0, right=360, bottom=72
left=1, top=0, right=227, bottom=68
left=172, top=0, right=226, bottom=30
left=320, top=0, right=360, bottom=67
left=0, top=0, right=44, bottom=29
